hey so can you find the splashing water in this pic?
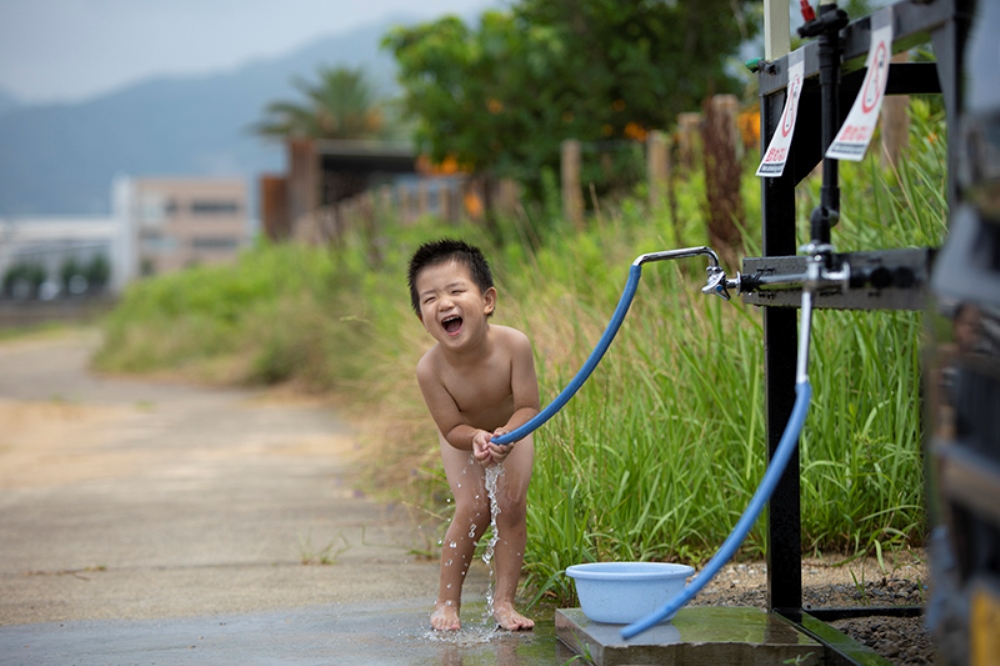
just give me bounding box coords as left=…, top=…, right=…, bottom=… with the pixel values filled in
left=422, top=625, right=498, bottom=646
left=481, top=463, right=504, bottom=624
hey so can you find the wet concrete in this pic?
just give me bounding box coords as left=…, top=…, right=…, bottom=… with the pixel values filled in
left=1, top=600, right=575, bottom=665
left=556, top=607, right=822, bottom=666
left=0, top=332, right=572, bottom=664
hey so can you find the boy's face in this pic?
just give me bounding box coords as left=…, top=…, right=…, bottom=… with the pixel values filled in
left=415, top=259, right=496, bottom=348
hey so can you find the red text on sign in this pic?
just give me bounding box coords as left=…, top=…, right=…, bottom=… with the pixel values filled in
left=838, top=124, right=871, bottom=143
left=765, top=146, right=788, bottom=162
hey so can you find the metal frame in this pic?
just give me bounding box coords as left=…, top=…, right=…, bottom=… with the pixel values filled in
left=757, top=0, right=971, bottom=662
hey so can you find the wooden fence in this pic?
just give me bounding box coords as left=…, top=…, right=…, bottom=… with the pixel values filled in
left=275, top=92, right=910, bottom=247
left=288, top=176, right=521, bottom=246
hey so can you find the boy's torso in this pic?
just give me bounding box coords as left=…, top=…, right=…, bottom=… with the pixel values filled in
left=428, top=325, right=517, bottom=431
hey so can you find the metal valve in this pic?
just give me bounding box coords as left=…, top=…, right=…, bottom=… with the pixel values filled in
left=702, top=266, right=732, bottom=301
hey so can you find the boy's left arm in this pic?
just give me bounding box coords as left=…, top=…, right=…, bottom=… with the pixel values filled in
left=494, top=331, right=540, bottom=445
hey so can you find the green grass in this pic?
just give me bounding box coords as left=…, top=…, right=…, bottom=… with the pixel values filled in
left=93, top=99, right=947, bottom=609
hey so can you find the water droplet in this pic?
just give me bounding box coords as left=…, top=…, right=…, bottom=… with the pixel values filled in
left=445, top=559, right=453, bottom=566
left=446, top=583, right=452, bottom=589
left=446, top=600, right=453, bottom=606
left=449, top=541, right=458, bottom=549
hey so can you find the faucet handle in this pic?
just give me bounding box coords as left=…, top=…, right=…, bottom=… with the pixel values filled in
left=703, top=266, right=731, bottom=301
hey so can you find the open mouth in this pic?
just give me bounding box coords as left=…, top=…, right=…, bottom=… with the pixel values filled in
left=442, top=315, right=463, bottom=335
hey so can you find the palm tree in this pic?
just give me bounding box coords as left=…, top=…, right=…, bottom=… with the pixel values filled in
left=254, top=66, right=390, bottom=140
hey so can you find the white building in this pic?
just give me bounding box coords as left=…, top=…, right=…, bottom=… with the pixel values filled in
left=114, top=176, right=249, bottom=278
left=0, top=214, right=128, bottom=296
left=1, top=176, right=250, bottom=299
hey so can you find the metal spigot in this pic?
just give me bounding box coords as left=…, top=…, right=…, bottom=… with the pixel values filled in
left=632, top=246, right=741, bottom=302
left=702, top=265, right=732, bottom=301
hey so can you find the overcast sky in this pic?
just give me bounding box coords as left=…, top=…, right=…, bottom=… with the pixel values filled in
left=0, top=0, right=500, bottom=105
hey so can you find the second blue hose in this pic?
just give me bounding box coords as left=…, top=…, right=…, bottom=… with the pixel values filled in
left=492, top=263, right=642, bottom=446
left=620, top=380, right=813, bottom=639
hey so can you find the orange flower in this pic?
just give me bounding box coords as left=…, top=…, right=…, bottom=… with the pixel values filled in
left=464, top=191, right=483, bottom=219
left=737, top=109, right=761, bottom=149
left=624, top=122, right=648, bottom=142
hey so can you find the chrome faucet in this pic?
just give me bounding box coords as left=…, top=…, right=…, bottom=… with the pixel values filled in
left=632, top=246, right=740, bottom=302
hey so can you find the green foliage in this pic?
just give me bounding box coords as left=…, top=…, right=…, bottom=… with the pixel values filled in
left=59, top=257, right=82, bottom=290
left=384, top=0, right=760, bottom=200
left=85, top=254, right=111, bottom=289
left=2, top=261, right=46, bottom=297
left=253, top=66, right=397, bottom=140
left=95, top=242, right=372, bottom=388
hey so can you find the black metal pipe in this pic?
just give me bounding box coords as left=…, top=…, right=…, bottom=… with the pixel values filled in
left=800, top=3, right=850, bottom=248
left=818, top=22, right=840, bottom=244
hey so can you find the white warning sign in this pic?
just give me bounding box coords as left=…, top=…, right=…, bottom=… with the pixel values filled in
left=757, top=49, right=805, bottom=178
left=825, top=9, right=894, bottom=161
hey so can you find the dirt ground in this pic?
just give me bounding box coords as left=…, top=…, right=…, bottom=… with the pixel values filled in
left=693, top=554, right=934, bottom=665
left=0, top=330, right=937, bottom=664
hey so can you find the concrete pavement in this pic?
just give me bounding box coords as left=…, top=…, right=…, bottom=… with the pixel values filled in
left=0, top=331, right=570, bottom=664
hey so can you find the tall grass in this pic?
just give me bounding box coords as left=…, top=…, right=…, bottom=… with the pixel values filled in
left=95, top=100, right=947, bottom=608
left=508, top=101, right=944, bottom=603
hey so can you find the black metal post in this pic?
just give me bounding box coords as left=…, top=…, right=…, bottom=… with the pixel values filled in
left=759, top=77, right=803, bottom=614
left=754, top=2, right=963, bottom=662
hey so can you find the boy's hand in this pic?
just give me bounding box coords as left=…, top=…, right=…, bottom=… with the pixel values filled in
left=487, top=428, right=514, bottom=465
left=472, top=430, right=494, bottom=464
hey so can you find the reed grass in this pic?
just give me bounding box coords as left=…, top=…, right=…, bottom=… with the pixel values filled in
left=94, top=100, right=947, bottom=608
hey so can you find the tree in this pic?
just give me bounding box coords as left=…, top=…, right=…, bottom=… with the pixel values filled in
left=253, top=66, right=392, bottom=140
left=59, top=256, right=82, bottom=293
left=85, top=254, right=110, bottom=291
left=385, top=0, right=760, bottom=205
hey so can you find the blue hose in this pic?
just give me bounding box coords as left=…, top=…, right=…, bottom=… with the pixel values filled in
left=620, top=380, right=813, bottom=639
left=486, top=250, right=813, bottom=641
left=492, top=264, right=642, bottom=446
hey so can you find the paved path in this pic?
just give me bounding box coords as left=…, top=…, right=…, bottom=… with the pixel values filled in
left=0, top=331, right=568, bottom=665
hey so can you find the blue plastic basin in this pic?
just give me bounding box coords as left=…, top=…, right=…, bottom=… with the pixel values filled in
left=565, top=562, right=695, bottom=624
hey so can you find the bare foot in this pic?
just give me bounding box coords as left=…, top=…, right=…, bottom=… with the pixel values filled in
left=493, top=601, right=534, bottom=631
left=430, top=601, right=462, bottom=631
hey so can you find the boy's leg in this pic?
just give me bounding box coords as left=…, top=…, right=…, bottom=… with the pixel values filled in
left=492, top=435, right=535, bottom=630
left=431, top=433, right=490, bottom=630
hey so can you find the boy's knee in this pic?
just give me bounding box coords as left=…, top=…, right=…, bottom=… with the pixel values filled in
left=454, top=501, right=491, bottom=529
left=497, top=497, right=528, bottom=526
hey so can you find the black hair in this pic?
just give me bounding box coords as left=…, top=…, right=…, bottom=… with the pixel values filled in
left=407, top=239, right=494, bottom=315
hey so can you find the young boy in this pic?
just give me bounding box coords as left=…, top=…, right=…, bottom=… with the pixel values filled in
left=407, top=239, right=540, bottom=632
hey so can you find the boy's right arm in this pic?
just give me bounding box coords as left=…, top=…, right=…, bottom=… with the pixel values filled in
left=416, top=358, right=490, bottom=453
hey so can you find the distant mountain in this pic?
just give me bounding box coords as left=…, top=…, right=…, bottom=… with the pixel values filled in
left=0, top=17, right=410, bottom=217
left=0, top=88, right=19, bottom=119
